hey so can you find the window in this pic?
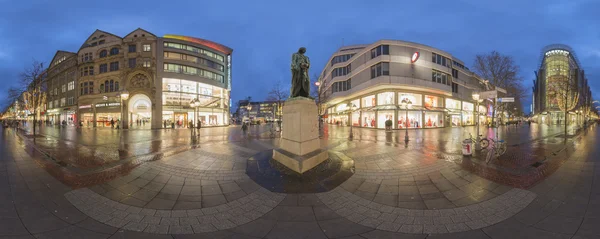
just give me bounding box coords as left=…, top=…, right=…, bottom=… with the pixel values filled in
left=99, top=63, right=107, bottom=73
left=67, top=97, right=74, bottom=105
left=128, top=58, right=137, bottom=68
left=110, top=62, right=119, bottom=71
left=370, top=62, right=389, bottom=79
left=110, top=80, right=114, bottom=92
left=49, top=101, right=53, bottom=109
left=163, top=63, right=224, bottom=83
left=60, top=98, right=65, bottom=107
left=143, top=59, right=151, bottom=67
left=98, top=40, right=105, bottom=45
left=452, top=61, right=469, bottom=70
left=81, top=53, right=93, bottom=62
left=110, top=48, right=119, bottom=55
left=330, top=54, right=355, bottom=66
left=54, top=88, right=58, bottom=95
left=164, top=42, right=224, bottom=62
left=331, top=64, right=351, bottom=78
left=61, top=84, right=66, bottom=93
left=331, top=79, right=352, bottom=93
left=128, top=45, right=136, bottom=53
left=452, top=68, right=459, bottom=78
left=68, top=81, right=75, bottom=91
left=370, top=45, right=390, bottom=59
left=99, top=50, right=107, bottom=58
left=432, top=53, right=451, bottom=67
left=143, top=44, right=151, bottom=52
left=103, top=80, right=119, bottom=93
left=80, top=66, right=94, bottom=76
left=54, top=100, right=58, bottom=108
left=432, top=70, right=451, bottom=85
left=452, top=83, right=459, bottom=93
left=164, top=52, right=225, bottom=71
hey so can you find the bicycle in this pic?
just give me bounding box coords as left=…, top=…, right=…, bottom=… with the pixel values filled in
left=467, top=133, right=490, bottom=149
left=485, top=136, right=507, bottom=164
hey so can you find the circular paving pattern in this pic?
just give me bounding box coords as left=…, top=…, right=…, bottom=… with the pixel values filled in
left=245, top=150, right=355, bottom=193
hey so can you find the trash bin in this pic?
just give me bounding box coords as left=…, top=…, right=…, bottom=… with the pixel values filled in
left=462, top=139, right=473, bottom=156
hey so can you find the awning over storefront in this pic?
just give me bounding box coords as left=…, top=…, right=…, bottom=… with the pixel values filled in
left=445, top=109, right=462, bottom=115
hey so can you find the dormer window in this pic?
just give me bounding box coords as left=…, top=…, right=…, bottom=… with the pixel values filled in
left=110, top=48, right=119, bottom=55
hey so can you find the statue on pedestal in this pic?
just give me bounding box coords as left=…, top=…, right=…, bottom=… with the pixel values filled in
left=290, top=47, right=311, bottom=98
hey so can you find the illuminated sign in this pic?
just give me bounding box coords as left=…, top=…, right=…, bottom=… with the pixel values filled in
left=545, top=49, right=569, bottom=56
left=163, top=34, right=233, bottom=54
left=79, top=105, right=92, bottom=109
left=411, top=52, right=420, bottom=63
left=227, top=55, right=232, bottom=91
left=95, top=103, right=121, bottom=108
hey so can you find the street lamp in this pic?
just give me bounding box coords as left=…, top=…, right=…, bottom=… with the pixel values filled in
left=401, top=98, right=412, bottom=143
left=120, top=90, right=129, bottom=130
left=472, top=92, right=483, bottom=150
left=346, top=102, right=356, bottom=139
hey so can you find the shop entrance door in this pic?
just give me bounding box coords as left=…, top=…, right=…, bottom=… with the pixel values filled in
left=128, top=94, right=152, bottom=129
left=174, top=113, right=188, bottom=128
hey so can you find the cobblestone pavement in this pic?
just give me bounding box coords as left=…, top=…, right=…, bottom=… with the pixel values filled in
left=0, top=123, right=598, bottom=238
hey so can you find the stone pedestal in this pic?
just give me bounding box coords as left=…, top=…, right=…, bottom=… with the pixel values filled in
left=273, top=97, right=328, bottom=173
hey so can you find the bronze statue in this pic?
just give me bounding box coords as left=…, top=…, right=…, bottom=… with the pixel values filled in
left=290, top=47, right=310, bottom=98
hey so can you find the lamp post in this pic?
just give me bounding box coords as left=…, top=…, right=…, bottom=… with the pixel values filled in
left=346, top=103, right=356, bottom=139
left=120, top=90, right=129, bottom=130
left=194, top=99, right=201, bottom=136
left=401, top=98, right=412, bottom=143
left=189, top=98, right=198, bottom=133
left=472, top=93, right=483, bottom=150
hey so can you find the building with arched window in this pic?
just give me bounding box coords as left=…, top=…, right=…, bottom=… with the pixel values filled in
left=43, top=28, right=234, bottom=129
left=317, top=40, right=491, bottom=129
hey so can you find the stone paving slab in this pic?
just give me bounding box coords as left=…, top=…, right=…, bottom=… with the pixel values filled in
left=65, top=186, right=285, bottom=234
left=317, top=186, right=536, bottom=234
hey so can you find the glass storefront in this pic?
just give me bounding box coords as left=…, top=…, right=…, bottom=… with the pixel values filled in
left=398, top=111, right=422, bottom=128
left=361, top=95, right=375, bottom=108
left=96, top=112, right=121, bottom=127
left=377, top=92, right=394, bottom=105
left=424, top=95, right=442, bottom=108
left=81, top=113, right=94, bottom=127
left=162, top=78, right=228, bottom=127
left=330, top=115, right=348, bottom=126
left=351, top=111, right=360, bottom=126
left=462, top=102, right=474, bottom=125
left=451, top=115, right=461, bottom=126
left=446, top=99, right=461, bottom=110
left=398, top=93, right=422, bottom=106
left=377, top=111, right=395, bottom=128
left=424, top=112, right=443, bottom=128
left=362, top=111, right=376, bottom=128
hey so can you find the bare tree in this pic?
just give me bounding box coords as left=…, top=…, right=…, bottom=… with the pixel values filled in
left=310, top=73, right=330, bottom=116
left=473, top=51, right=524, bottom=126
left=266, top=81, right=289, bottom=123
left=547, top=67, right=579, bottom=137
left=7, top=60, right=46, bottom=136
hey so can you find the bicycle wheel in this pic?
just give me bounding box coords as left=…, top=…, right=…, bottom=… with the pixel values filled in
left=480, top=139, right=489, bottom=149
left=486, top=148, right=495, bottom=164
left=497, top=143, right=507, bottom=156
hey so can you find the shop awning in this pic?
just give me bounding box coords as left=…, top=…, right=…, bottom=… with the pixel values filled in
left=446, top=109, right=462, bottom=115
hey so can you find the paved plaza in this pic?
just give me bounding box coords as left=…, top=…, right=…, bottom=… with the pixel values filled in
left=0, top=123, right=599, bottom=238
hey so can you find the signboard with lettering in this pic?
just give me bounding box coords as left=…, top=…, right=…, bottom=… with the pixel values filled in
left=95, top=102, right=121, bottom=108
left=479, top=90, right=497, bottom=99
left=498, top=97, right=515, bottom=103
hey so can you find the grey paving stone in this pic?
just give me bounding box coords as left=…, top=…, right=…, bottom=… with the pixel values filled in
left=0, top=218, right=29, bottom=236
left=266, top=221, right=328, bottom=239
left=202, top=194, right=228, bottom=207
left=160, top=217, right=180, bottom=226
left=145, top=198, right=176, bottom=210
left=413, top=216, right=433, bottom=225
left=20, top=213, right=71, bottom=234
left=141, top=216, right=162, bottom=225
left=123, top=222, right=148, bottom=232
left=230, top=218, right=276, bottom=238
left=465, top=219, right=488, bottom=229
left=169, top=225, right=194, bottom=234
left=105, top=217, right=128, bottom=228
left=125, top=214, right=145, bottom=223
left=445, top=222, right=470, bottom=233
left=144, top=224, right=170, bottom=234
left=139, top=208, right=156, bottom=216
left=75, top=217, right=118, bottom=235
left=377, top=221, right=402, bottom=232
left=359, top=217, right=383, bottom=228
left=535, top=215, right=584, bottom=235
left=263, top=206, right=315, bottom=222
left=319, top=218, right=373, bottom=238
left=201, top=184, right=222, bottom=195
left=212, top=219, right=237, bottom=230
left=171, top=210, right=188, bottom=217
left=424, top=224, right=449, bottom=234
left=399, top=224, right=423, bottom=234
left=34, top=225, right=109, bottom=239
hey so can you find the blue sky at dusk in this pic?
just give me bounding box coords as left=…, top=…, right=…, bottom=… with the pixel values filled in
left=1, top=0, right=599, bottom=113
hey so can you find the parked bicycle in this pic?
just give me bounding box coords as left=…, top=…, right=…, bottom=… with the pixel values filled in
left=485, top=136, right=507, bottom=164
left=467, top=133, right=490, bottom=149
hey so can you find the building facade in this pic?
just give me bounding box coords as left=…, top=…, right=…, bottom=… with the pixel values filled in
left=318, top=40, right=490, bottom=129
left=47, top=28, right=233, bottom=129
left=532, top=44, right=592, bottom=125
left=235, top=100, right=281, bottom=123
left=46, top=51, right=78, bottom=125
